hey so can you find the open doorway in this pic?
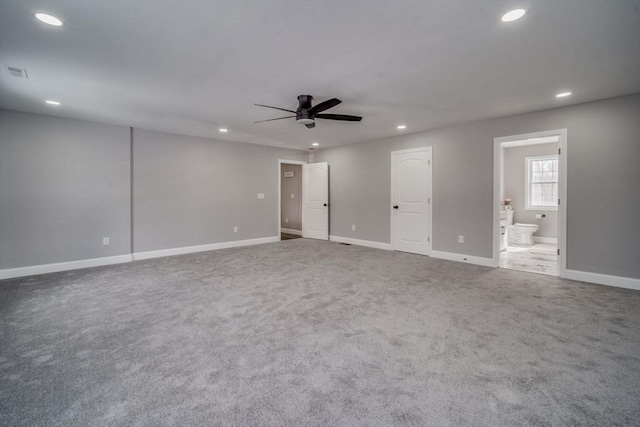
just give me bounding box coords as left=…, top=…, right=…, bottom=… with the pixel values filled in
left=279, top=160, right=304, bottom=241
left=493, top=130, right=567, bottom=277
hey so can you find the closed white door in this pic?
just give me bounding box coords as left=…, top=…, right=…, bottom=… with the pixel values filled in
left=303, top=162, right=329, bottom=240
left=391, top=148, right=432, bottom=255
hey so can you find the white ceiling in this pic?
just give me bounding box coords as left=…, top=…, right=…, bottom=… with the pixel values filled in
left=1, top=1, right=638, bottom=151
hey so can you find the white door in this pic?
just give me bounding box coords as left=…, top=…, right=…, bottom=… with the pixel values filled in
left=391, top=148, right=432, bottom=255
left=303, top=162, right=329, bottom=240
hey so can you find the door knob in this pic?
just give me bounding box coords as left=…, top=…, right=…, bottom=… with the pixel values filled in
left=323, top=203, right=327, bottom=207
left=393, top=205, right=399, bottom=209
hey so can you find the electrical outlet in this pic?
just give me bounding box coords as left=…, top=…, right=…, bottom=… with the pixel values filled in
left=458, top=235, right=464, bottom=243
left=233, top=226, right=238, bottom=233
left=102, top=237, right=109, bottom=245
left=290, top=193, right=295, bottom=199
left=352, top=224, right=356, bottom=231
left=285, top=218, right=289, bottom=223
left=257, top=193, right=265, bottom=199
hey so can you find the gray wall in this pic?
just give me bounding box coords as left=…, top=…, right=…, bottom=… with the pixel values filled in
left=133, top=129, right=306, bottom=252
left=0, top=110, right=131, bottom=269
left=504, top=144, right=558, bottom=238
left=313, top=93, right=640, bottom=279
left=0, top=110, right=307, bottom=269
left=280, top=163, right=302, bottom=231
left=2, top=94, right=638, bottom=280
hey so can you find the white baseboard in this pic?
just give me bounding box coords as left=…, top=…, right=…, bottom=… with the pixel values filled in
left=565, top=270, right=640, bottom=291
left=329, top=237, right=494, bottom=269
left=281, top=228, right=302, bottom=236
left=533, top=236, right=558, bottom=244
left=329, top=235, right=392, bottom=251
left=0, top=254, right=133, bottom=280
left=430, top=250, right=496, bottom=267
left=1, top=237, right=280, bottom=280
left=133, top=236, right=279, bottom=261
left=5, top=238, right=636, bottom=293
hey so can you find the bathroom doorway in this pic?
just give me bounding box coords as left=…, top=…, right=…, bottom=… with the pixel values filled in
left=493, top=130, right=567, bottom=277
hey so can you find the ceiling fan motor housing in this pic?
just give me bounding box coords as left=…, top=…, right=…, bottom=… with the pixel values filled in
left=296, top=95, right=314, bottom=124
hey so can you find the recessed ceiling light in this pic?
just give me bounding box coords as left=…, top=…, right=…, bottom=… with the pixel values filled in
left=312, top=142, right=319, bottom=146
left=501, top=9, right=526, bottom=22
left=45, top=100, right=61, bottom=106
left=35, top=13, right=63, bottom=26
left=556, top=92, right=572, bottom=98
left=219, top=128, right=228, bottom=133
left=397, top=125, right=407, bottom=130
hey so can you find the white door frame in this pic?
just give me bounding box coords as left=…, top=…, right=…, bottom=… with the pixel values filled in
left=278, top=159, right=307, bottom=240
left=492, top=129, right=567, bottom=277
left=390, top=147, right=433, bottom=255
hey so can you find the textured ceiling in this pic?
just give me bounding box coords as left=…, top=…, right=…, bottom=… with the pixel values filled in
left=1, top=0, right=638, bottom=150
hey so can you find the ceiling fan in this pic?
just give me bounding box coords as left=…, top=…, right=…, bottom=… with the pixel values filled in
left=255, top=95, right=362, bottom=129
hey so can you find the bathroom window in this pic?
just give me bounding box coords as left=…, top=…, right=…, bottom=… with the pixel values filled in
left=525, top=155, right=558, bottom=211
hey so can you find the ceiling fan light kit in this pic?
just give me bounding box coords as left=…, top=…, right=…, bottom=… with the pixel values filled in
left=255, top=95, right=362, bottom=129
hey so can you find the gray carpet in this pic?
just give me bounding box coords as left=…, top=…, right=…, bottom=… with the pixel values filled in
left=1, top=239, right=639, bottom=426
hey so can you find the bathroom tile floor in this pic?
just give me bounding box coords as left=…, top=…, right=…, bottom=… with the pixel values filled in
left=500, top=243, right=558, bottom=276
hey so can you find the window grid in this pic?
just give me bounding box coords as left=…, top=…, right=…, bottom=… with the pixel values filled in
left=527, top=156, right=558, bottom=209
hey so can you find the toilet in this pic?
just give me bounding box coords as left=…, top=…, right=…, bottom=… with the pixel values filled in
left=507, top=210, right=539, bottom=245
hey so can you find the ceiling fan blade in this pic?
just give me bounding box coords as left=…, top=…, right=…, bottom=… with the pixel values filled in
left=305, top=122, right=316, bottom=129
left=255, top=104, right=296, bottom=114
left=315, top=113, right=362, bottom=122
left=254, top=116, right=295, bottom=123
left=308, top=98, right=341, bottom=114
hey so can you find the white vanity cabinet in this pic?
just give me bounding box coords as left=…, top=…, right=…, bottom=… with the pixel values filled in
left=500, top=211, right=508, bottom=251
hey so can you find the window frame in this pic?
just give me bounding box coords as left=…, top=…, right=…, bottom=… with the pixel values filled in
left=525, top=155, right=559, bottom=211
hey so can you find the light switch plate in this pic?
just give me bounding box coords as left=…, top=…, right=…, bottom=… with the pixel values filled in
left=257, top=193, right=264, bottom=199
